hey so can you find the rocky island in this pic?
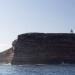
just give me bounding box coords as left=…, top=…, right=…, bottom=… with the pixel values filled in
left=12, top=33, right=75, bottom=64
left=0, top=33, right=75, bottom=64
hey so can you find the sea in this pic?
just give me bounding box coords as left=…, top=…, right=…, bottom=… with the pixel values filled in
left=0, top=64, right=75, bottom=75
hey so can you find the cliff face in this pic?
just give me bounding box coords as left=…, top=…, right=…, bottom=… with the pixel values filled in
left=11, top=33, right=75, bottom=64
left=0, top=48, right=14, bottom=64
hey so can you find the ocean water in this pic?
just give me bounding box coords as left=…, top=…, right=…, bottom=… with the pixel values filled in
left=0, top=64, right=75, bottom=75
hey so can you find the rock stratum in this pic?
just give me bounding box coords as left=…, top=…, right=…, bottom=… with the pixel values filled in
left=1, top=33, right=75, bottom=64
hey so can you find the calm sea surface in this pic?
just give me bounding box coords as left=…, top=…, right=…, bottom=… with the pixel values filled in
left=0, top=64, right=75, bottom=75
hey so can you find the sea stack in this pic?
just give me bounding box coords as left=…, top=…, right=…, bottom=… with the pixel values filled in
left=11, top=33, right=75, bottom=64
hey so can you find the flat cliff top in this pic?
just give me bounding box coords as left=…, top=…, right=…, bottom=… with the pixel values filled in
left=17, top=33, right=75, bottom=43
left=18, top=33, right=75, bottom=38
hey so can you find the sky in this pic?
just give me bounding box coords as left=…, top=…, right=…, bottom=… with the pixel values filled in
left=0, top=0, right=75, bottom=52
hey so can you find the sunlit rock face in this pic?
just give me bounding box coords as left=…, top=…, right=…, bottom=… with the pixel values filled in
left=11, top=33, right=75, bottom=64
left=0, top=48, right=14, bottom=64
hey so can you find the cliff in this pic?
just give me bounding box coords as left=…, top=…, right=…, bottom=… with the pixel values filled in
left=11, top=33, right=75, bottom=64
left=0, top=48, right=14, bottom=64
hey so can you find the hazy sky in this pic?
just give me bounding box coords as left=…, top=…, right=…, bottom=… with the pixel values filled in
left=0, top=0, right=75, bottom=52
